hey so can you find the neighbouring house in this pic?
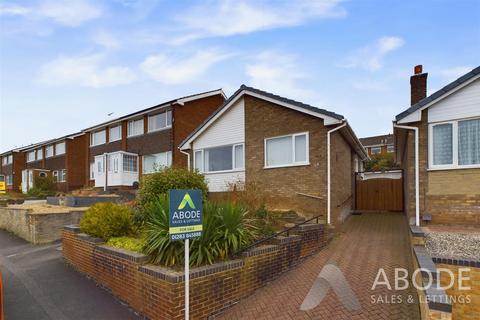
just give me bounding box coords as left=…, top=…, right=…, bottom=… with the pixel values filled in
left=180, top=85, right=368, bottom=224
left=21, top=132, right=88, bottom=193
left=83, top=89, right=225, bottom=189
left=360, top=134, right=394, bottom=156
left=0, top=148, right=25, bottom=192
left=394, top=65, right=480, bottom=225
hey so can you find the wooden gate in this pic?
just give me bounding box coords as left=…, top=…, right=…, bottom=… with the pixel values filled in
left=355, top=172, right=403, bottom=212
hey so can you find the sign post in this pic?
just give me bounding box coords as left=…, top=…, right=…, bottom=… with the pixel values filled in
left=169, top=189, right=203, bottom=320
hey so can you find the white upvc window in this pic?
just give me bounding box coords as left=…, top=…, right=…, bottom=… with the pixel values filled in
left=194, top=143, right=244, bottom=173
left=36, top=148, right=43, bottom=160
left=387, top=145, right=395, bottom=153
left=148, top=110, right=172, bottom=132
left=2, top=155, right=12, bottom=165
left=429, top=117, right=480, bottom=170
left=45, top=145, right=54, bottom=158
left=264, top=132, right=309, bottom=168
left=143, top=151, right=172, bottom=174
left=371, top=146, right=382, bottom=154
left=56, top=142, right=66, bottom=155
left=123, top=154, right=138, bottom=172
left=109, top=125, right=121, bottom=142
left=27, top=151, right=36, bottom=162
left=53, top=170, right=59, bottom=182
left=6, top=175, right=13, bottom=185
left=128, top=119, right=144, bottom=137
left=90, top=162, right=95, bottom=180
left=58, top=169, right=67, bottom=182
left=91, top=130, right=106, bottom=146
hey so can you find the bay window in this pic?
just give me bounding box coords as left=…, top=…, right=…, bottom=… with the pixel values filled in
left=148, top=110, right=172, bottom=132
left=265, top=132, right=309, bottom=168
left=143, top=151, right=172, bottom=173
left=109, top=125, right=121, bottom=142
left=429, top=117, right=480, bottom=169
left=128, top=119, right=144, bottom=137
left=91, top=130, right=106, bottom=146
left=123, top=154, right=138, bottom=172
left=194, top=144, right=244, bottom=173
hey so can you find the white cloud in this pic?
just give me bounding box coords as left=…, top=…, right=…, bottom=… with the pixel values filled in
left=140, top=49, right=232, bottom=84
left=245, top=51, right=313, bottom=100
left=0, top=0, right=101, bottom=27
left=93, top=30, right=120, bottom=49
left=438, top=66, right=474, bottom=81
left=38, top=54, right=135, bottom=88
left=342, top=36, right=405, bottom=71
left=174, top=0, right=345, bottom=43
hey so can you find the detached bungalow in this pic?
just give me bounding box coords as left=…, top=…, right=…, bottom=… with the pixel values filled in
left=394, top=65, right=480, bottom=225
left=83, top=89, right=225, bottom=189
left=180, top=85, right=368, bottom=224
left=21, top=132, right=88, bottom=193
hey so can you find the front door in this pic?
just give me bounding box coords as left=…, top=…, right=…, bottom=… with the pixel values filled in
left=94, top=155, right=106, bottom=188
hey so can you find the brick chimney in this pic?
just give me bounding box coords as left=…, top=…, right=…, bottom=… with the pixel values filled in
left=410, top=64, right=428, bottom=105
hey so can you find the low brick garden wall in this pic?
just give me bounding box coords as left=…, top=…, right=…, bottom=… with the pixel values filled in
left=409, top=226, right=480, bottom=320
left=0, top=207, right=85, bottom=244
left=63, top=223, right=327, bottom=320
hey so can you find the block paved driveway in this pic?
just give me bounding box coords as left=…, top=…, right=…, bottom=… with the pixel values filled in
left=0, top=230, right=139, bottom=320
left=218, top=212, right=420, bottom=320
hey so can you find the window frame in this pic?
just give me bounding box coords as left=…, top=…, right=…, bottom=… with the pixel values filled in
left=27, top=151, right=36, bottom=162
left=53, top=170, right=59, bottom=182
left=45, top=145, right=54, bottom=158
left=127, top=118, right=144, bottom=137
left=36, top=148, right=43, bottom=160
left=90, top=129, right=107, bottom=146
left=6, top=175, right=13, bottom=185
left=264, top=132, right=310, bottom=169
left=142, top=151, right=172, bottom=174
left=148, top=110, right=172, bottom=133
left=370, top=146, right=382, bottom=155
left=193, top=143, right=245, bottom=174
left=387, top=145, right=395, bottom=153
left=428, top=117, right=480, bottom=170
left=109, top=125, right=122, bottom=143
left=55, top=142, right=66, bottom=155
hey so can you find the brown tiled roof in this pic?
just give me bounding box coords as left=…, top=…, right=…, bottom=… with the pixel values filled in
left=359, top=134, right=394, bottom=147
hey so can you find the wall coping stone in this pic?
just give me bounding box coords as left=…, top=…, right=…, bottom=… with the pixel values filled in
left=64, top=225, right=81, bottom=233
left=413, top=246, right=438, bottom=281
left=96, top=245, right=148, bottom=263
left=242, top=244, right=278, bottom=257
left=77, top=233, right=105, bottom=244
left=432, top=256, right=480, bottom=268
left=410, top=225, right=425, bottom=237
left=273, top=234, right=301, bottom=244
left=139, top=259, right=244, bottom=283
left=297, top=223, right=323, bottom=232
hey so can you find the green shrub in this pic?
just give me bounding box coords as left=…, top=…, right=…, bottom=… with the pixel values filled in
left=365, top=153, right=398, bottom=171
left=142, top=196, right=255, bottom=267
left=138, top=168, right=208, bottom=208
left=27, top=186, right=55, bottom=198
left=107, top=236, right=144, bottom=253
left=27, top=175, right=56, bottom=197
left=80, top=203, right=134, bottom=240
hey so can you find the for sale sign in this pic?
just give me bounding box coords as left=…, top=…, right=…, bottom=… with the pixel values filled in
left=168, top=189, right=203, bottom=241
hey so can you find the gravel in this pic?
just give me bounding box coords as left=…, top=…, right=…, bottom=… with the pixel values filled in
left=425, top=232, right=480, bottom=261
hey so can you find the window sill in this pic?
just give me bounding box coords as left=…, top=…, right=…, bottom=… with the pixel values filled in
left=428, top=165, right=480, bottom=171
left=202, top=169, right=245, bottom=175
left=108, top=139, right=121, bottom=144
left=147, top=126, right=172, bottom=134
left=90, top=144, right=106, bottom=148
left=127, top=134, right=144, bottom=139
left=264, top=162, right=310, bottom=170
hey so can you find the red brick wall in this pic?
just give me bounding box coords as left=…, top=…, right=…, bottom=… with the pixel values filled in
left=63, top=223, right=327, bottom=320
left=66, top=135, right=87, bottom=191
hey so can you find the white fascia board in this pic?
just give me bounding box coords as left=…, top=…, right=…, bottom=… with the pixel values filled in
left=176, top=89, right=226, bottom=105
left=397, top=73, right=480, bottom=124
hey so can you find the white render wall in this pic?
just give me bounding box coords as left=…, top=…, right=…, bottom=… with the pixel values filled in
left=428, top=77, right=480, bottom=123
left=193, top=97, right=246, bottom=192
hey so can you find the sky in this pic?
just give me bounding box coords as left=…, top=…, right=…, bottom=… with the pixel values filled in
left=1, top=0, right=479, bottom=152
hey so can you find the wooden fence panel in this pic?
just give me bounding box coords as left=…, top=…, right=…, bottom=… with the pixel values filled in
left=355, top=176, right=403, bottom=211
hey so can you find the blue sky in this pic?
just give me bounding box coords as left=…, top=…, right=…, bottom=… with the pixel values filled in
left=1, top=0, right=479, bottom=152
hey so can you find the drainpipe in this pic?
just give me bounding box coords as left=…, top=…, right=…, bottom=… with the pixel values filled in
left=179, top=149, right=191, bottom=171
left=103, top=153, right=108, bottom=192
left=393, top=124, right=420, bottom=226
left=327, top=121, right=347, bottom=225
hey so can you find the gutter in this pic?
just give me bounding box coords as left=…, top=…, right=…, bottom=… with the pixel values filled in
left=327, top=121, right=347, bottom=225
left=393, top=123, right=420, bottom=226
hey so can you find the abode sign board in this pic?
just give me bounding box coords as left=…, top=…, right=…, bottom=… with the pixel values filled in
left=168, top=189, right=203, bottom=241
left=168, top=189, right=203, bottom=320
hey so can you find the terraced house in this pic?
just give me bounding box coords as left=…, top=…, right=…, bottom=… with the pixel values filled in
left=180, top=85, right=368, bottom=225
left=83, top=89, right=225, bottom=189
left=0, top=148, right=25, bottom=192
left=21, top=132, right=88, bottom=193
left=394, top=65, right=480, bottom=225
